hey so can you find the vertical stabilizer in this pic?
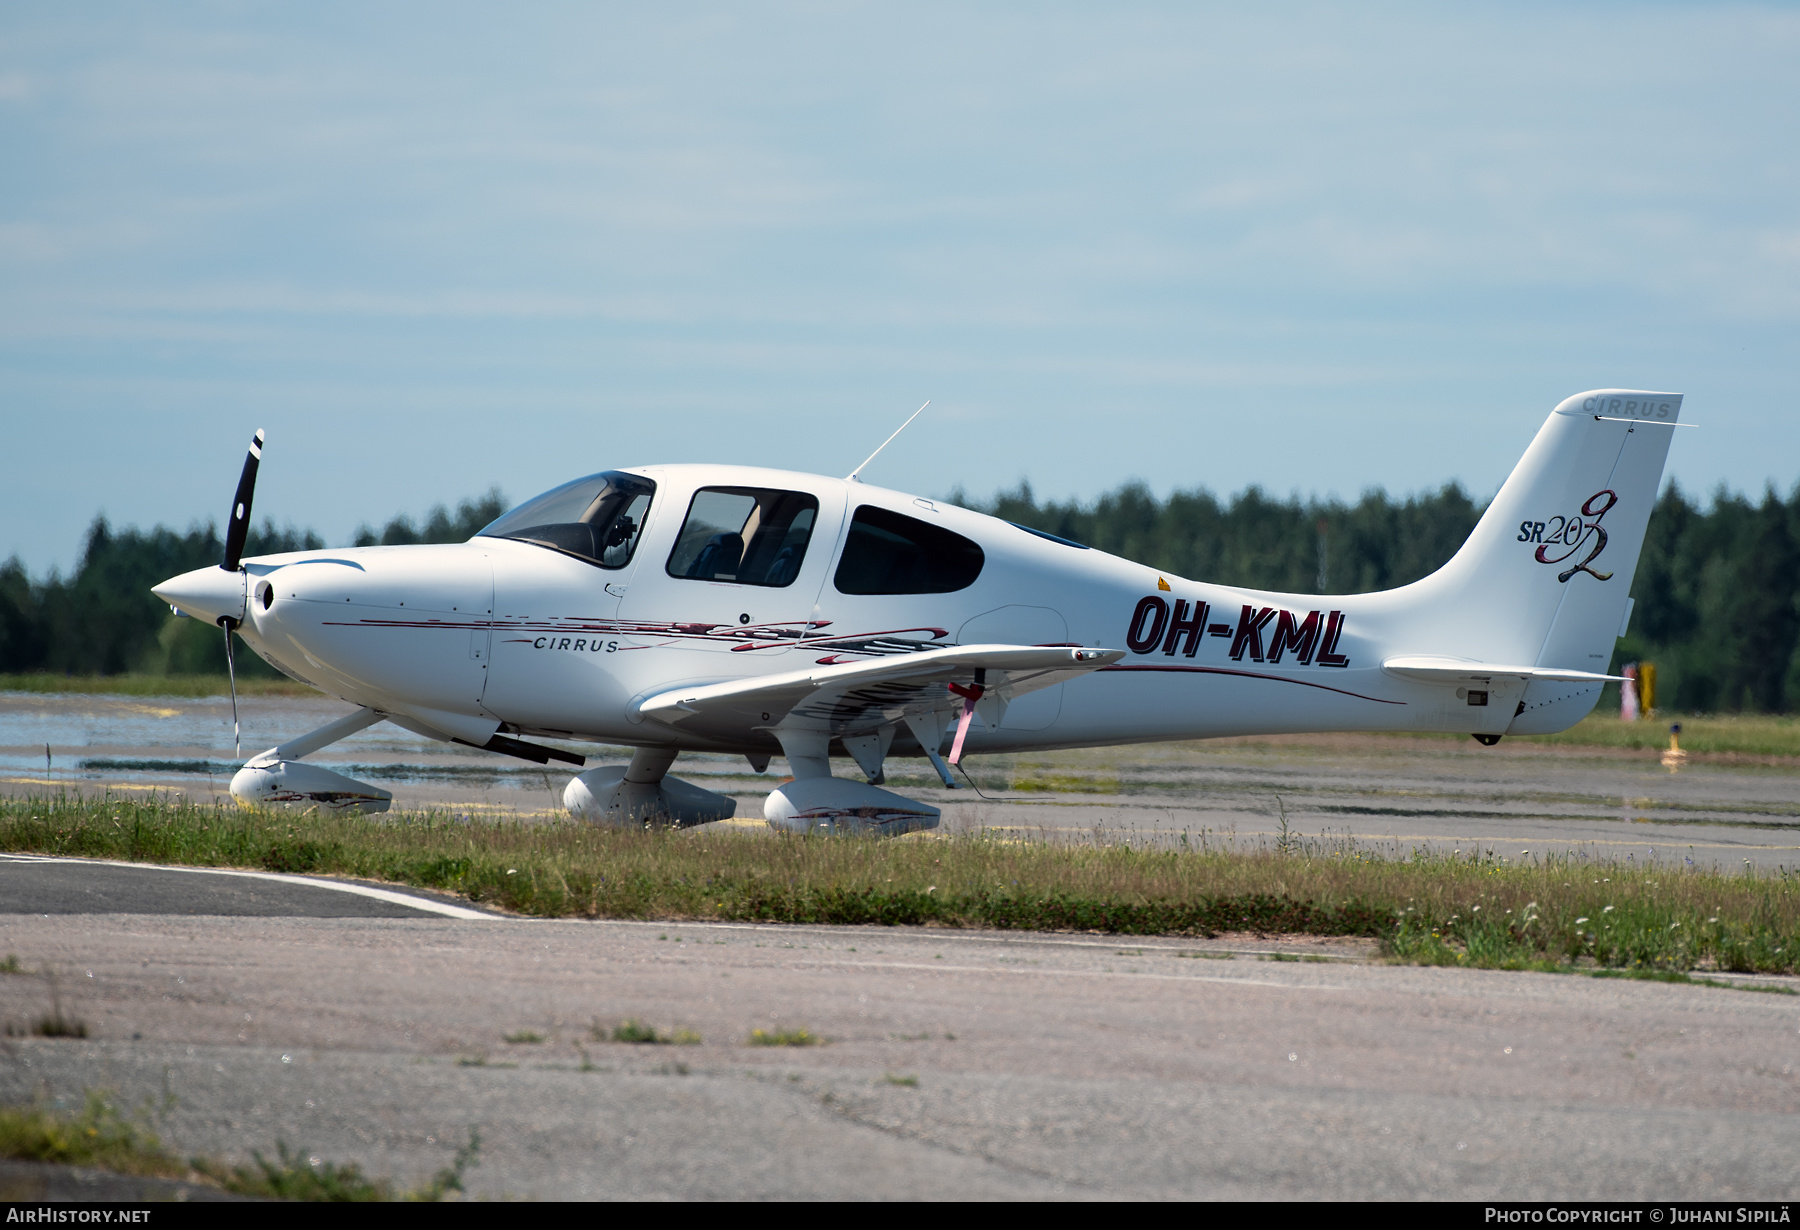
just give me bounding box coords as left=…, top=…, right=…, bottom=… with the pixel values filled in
left=1393, top=390, right=1681, bottom=731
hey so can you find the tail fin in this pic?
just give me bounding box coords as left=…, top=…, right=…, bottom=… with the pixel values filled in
left=1397, top=390, right=1681, bottom=727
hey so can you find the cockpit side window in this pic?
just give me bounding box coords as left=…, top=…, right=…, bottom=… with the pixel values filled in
left=477, top=471, right=656, bottom=570
left=833, top=505, right=984, bottom=595
left=666, top=487, right=820, bottom=587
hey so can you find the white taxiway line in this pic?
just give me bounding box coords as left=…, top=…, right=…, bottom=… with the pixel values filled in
left=0, top=853, right=498, bottom=920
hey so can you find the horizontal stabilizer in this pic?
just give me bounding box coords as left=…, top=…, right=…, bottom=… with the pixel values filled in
left=1381, top=656, right=1623, bottom=684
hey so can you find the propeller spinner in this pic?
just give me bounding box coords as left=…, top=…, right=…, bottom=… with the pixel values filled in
left=147, top=429, right=267, bottom=625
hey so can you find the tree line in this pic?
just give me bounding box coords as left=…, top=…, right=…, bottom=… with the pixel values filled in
left=2, top=480, right=1794, bottom=712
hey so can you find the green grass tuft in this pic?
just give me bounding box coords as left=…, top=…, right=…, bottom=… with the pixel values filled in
left=197, top=1130, right=479, bottom=1201
left=198, top=1143, right=394, bottom=1201
left=749, top=1028, right=821, bottom=1047
left=0, top=1089, right=479, bottom=1200
left=0, top=1092, right=185, bottom=1177
left=32, top=1009, right=89, bottom=1039
left=1011, top=771, right=1121, bottom=794
left=599, top=1019, right=700, bottom=1045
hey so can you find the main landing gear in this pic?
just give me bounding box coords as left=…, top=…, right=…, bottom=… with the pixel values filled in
left=759, top=727, right=941, bottom=837
left=569, top=719, right=945, bottom=835
left=564, top=748, right=736, bottom=827
left=230, top=708, right=942, bottom=837
left=564, top=735, right=940, bottom=836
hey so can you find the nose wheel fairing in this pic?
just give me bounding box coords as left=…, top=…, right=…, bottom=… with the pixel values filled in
left=231, top=760, right=393, bottom=814
left=227, top=706, right=393, bottom=813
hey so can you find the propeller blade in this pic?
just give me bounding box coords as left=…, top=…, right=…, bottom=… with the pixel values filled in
left=221, top=428, right=265, bottom=572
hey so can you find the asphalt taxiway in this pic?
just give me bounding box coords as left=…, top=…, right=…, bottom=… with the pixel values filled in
left=1, top=856, right=1796, bottom=1200
left=4, top=691, right=1798, bottom=869
left=0, top=853, right=490, bottom=918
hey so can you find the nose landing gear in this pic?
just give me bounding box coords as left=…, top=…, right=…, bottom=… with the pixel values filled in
left=229, top=707, right=393, bottom=814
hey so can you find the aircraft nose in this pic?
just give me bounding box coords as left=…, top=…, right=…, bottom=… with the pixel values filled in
left=151, top=565, right=246, bottom=626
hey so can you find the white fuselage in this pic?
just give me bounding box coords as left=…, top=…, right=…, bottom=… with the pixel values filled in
left=218, top=460, right=1595, bottom=760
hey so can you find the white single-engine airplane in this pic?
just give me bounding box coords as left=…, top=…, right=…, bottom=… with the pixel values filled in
left=154, top=389, right=1683, bottom=834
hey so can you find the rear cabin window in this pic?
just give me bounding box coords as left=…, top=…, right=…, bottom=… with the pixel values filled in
left=666, top=487, right=819, bottom=587
left=833, top=505, right=985, bottom=595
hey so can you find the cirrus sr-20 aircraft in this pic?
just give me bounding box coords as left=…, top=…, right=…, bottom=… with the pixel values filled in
left=153, top=388, right=1683, bottom=834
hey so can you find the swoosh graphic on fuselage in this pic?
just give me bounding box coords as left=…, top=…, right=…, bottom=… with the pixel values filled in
left=316, top=616, right=953, bottom=657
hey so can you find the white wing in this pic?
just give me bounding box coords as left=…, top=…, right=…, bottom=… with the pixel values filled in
left=633, top=644, right=1124, bottom=743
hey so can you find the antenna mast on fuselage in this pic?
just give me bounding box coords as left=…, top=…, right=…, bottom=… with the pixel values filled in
left=847, top=401, right=929, bottom=484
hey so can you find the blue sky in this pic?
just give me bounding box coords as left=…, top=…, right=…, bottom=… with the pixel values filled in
left=3, top=2, right=1797, bottom=574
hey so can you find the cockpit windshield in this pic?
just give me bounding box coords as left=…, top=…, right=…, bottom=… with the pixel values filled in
left=477, top=471, right=656, bottom=570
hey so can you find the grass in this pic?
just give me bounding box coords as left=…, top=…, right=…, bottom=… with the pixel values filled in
left=194, top=1132, right=479, bottom=1202
left=0, top=673, right=315, bottom=698
left=1515, top=712, right=1800, bottom=759
left=0, top=793, right=1796, bottom=976
left=0, top=1091, right=478, bottom=1200
left=749, top=1028, right=821, bottom=1047
left=1383, top=892, right=1799, bottom=976
left=4, top=972, right=89, bottom=1038
left=598, top=1019, right=701, bottom=1045
left=1012, top=770, right=1121, bottom=794
left=502, top=1030, right=544, bottom=1044
left=26, top=1009, right=90, bottom=1039
left=0, top=1092, right=185, bottom=1178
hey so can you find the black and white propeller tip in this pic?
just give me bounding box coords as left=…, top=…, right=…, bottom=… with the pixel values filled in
left=221, top=428, right=266, bottom=573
